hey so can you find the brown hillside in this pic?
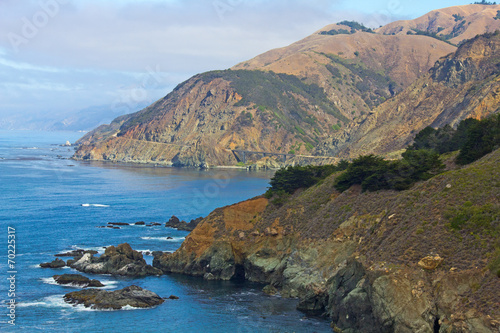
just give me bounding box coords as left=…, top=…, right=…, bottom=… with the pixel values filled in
left=154, top=147, right=500, bottom=332
left=377, top=4, right=500, bottom=44
left=74, top=5, right=495, bottom=168
left=315, top=32, right=500, bottom=159
left=233, top=31, right=455, bottom=93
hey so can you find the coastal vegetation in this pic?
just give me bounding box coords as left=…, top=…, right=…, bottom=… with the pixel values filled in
left=266, top=115, right=500, bottom=197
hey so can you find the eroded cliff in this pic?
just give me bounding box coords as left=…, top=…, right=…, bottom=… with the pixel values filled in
left=154, top=149, right=500, bottom=332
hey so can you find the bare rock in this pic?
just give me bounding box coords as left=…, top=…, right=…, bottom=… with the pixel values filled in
left=53, top=274, right=104, bottom=288
left=63, top=285, right=164, bottom=310
left=418, top=255, right=444, bottom=270
left=40, top=258, right=66, bottom=268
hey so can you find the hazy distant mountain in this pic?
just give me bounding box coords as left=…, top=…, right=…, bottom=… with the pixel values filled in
left=0, top=103, right=148, bottom=132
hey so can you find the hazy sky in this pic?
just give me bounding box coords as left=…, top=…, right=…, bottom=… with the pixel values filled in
left=0, top=0, right=473, bottom=120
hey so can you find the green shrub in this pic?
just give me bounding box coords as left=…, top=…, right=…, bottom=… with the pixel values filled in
left=333, top=150, right=444, bottom=192
left=445, top=202, right=500, bottom=236
left=456, top=114, right=500, bottom=165
left=266, top=164, right=344, bottom=196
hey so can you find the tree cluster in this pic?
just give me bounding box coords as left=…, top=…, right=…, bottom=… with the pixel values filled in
left=409, top=114, right=500, bottom=165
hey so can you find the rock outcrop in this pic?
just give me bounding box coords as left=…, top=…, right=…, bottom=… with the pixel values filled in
left=63, top=285, right=164, bottom=310
left=40, top=258, right=66, bottom=268
left=165, top=216, right=202, bottom=231
left=53, top=274, right=104, bottom=288
left=154, top=149, right=500, bottom=332
left=70, top=243, right=162, bottom=277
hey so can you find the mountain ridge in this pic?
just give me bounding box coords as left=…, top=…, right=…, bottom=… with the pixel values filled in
left=74, top=4, right=498, bottom=167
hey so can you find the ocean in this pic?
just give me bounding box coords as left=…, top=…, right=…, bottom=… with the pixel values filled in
left=0, top=130, right=331, bottom=332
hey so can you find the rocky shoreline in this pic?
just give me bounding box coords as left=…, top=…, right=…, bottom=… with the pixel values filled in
left=39, top=244, right=171, bottom=311
left=151, top=150, right=500, bottom=332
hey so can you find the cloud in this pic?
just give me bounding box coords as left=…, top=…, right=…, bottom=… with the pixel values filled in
left=0, top=0, right=472, bottom=126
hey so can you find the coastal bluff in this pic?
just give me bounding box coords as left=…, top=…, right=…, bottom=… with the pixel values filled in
left=154, top=149, right=500, bottom=332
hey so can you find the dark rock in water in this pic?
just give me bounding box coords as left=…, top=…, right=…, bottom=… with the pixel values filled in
left=167, top=215, right=180, bottom=225
left=64, top=285, right=164, bottom=310
left=108, top=222, right=130, bottom=226
left=168, top=295, right=179, bottom=300
left=53, top=274, right=104, bottom=288
left=55, top=249, right=98, bottom=257
left=40, top=258, right=66, bottom=268
left=149, top=222, right=162, bottom=226
left=134, top=221, right=146, bottom=225
left=70, top=243, right=162, bottom=277
left=167, top=237, right=173, bottom=240
left=262, top=285, right=278, bottom=296
left=165, top=215, right=203, bottom=231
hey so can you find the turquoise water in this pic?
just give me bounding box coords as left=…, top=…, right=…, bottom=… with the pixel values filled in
left=0, top=131, right=331, bottom=332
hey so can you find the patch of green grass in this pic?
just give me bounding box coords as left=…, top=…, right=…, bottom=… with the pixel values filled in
left=445, top=202, right=500, bottom=237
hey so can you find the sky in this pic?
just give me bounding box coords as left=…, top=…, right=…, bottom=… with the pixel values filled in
left=0, top=0, right=474, bottom=126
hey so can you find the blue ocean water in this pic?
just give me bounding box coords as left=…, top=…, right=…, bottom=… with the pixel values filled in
left=0, top=131, right=331, bottom=333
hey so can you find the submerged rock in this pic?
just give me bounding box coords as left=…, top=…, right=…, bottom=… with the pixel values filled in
left=63, top=285, right=164, bottom=310
left=40, top=258, right=66, bottom=268
left=70, top=243, right=162, bottom=277
left=53, top=274, right=104, bottom=288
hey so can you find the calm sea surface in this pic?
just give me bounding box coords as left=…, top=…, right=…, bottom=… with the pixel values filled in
left=0, top=130, right=331, bottom=333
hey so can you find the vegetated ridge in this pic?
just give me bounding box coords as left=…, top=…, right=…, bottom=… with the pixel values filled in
left=154, top=136, right=500, bottom=331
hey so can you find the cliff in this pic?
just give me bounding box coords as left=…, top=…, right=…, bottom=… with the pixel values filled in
left=154, top=148, right=500, bottom=332
left=315, top=32, right=500, bottom=159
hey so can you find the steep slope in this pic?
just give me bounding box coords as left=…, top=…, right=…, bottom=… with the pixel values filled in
left=74, top=20, right=456, bottom=167
left=377, top=4, right=500, bottom=44
left=154, top=148, right=500, bottom=332
left=316, top=32, right=500, bottom=159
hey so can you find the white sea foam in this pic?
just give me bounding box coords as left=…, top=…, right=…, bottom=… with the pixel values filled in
left=31, top=264, right=71, bottom=269
left=41, top=277, right=118, bottom=289
left=69, top=245, right=108, bottom=254
left=17, top=295, right=143, bottom=311
left=81, top=204, right=110, bottom=207
left=140, top=236, right=185, bottom=242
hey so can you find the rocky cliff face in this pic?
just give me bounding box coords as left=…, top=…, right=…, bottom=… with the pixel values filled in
left=154, top=149, right=500, bottom=332
left=315, top=32, right=500, bottom=159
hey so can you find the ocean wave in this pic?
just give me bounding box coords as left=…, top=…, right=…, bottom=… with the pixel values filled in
left=140, top=236, right=185, bottom=242
left=81, top=204, right=110, bottom=208
left=68, top=245, right=108, bottom=254
left=30, top=264, right=71, bottom=269
left=41, top=277, right=118, bottom=290
left=17, top=295, right=148, bottom=311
